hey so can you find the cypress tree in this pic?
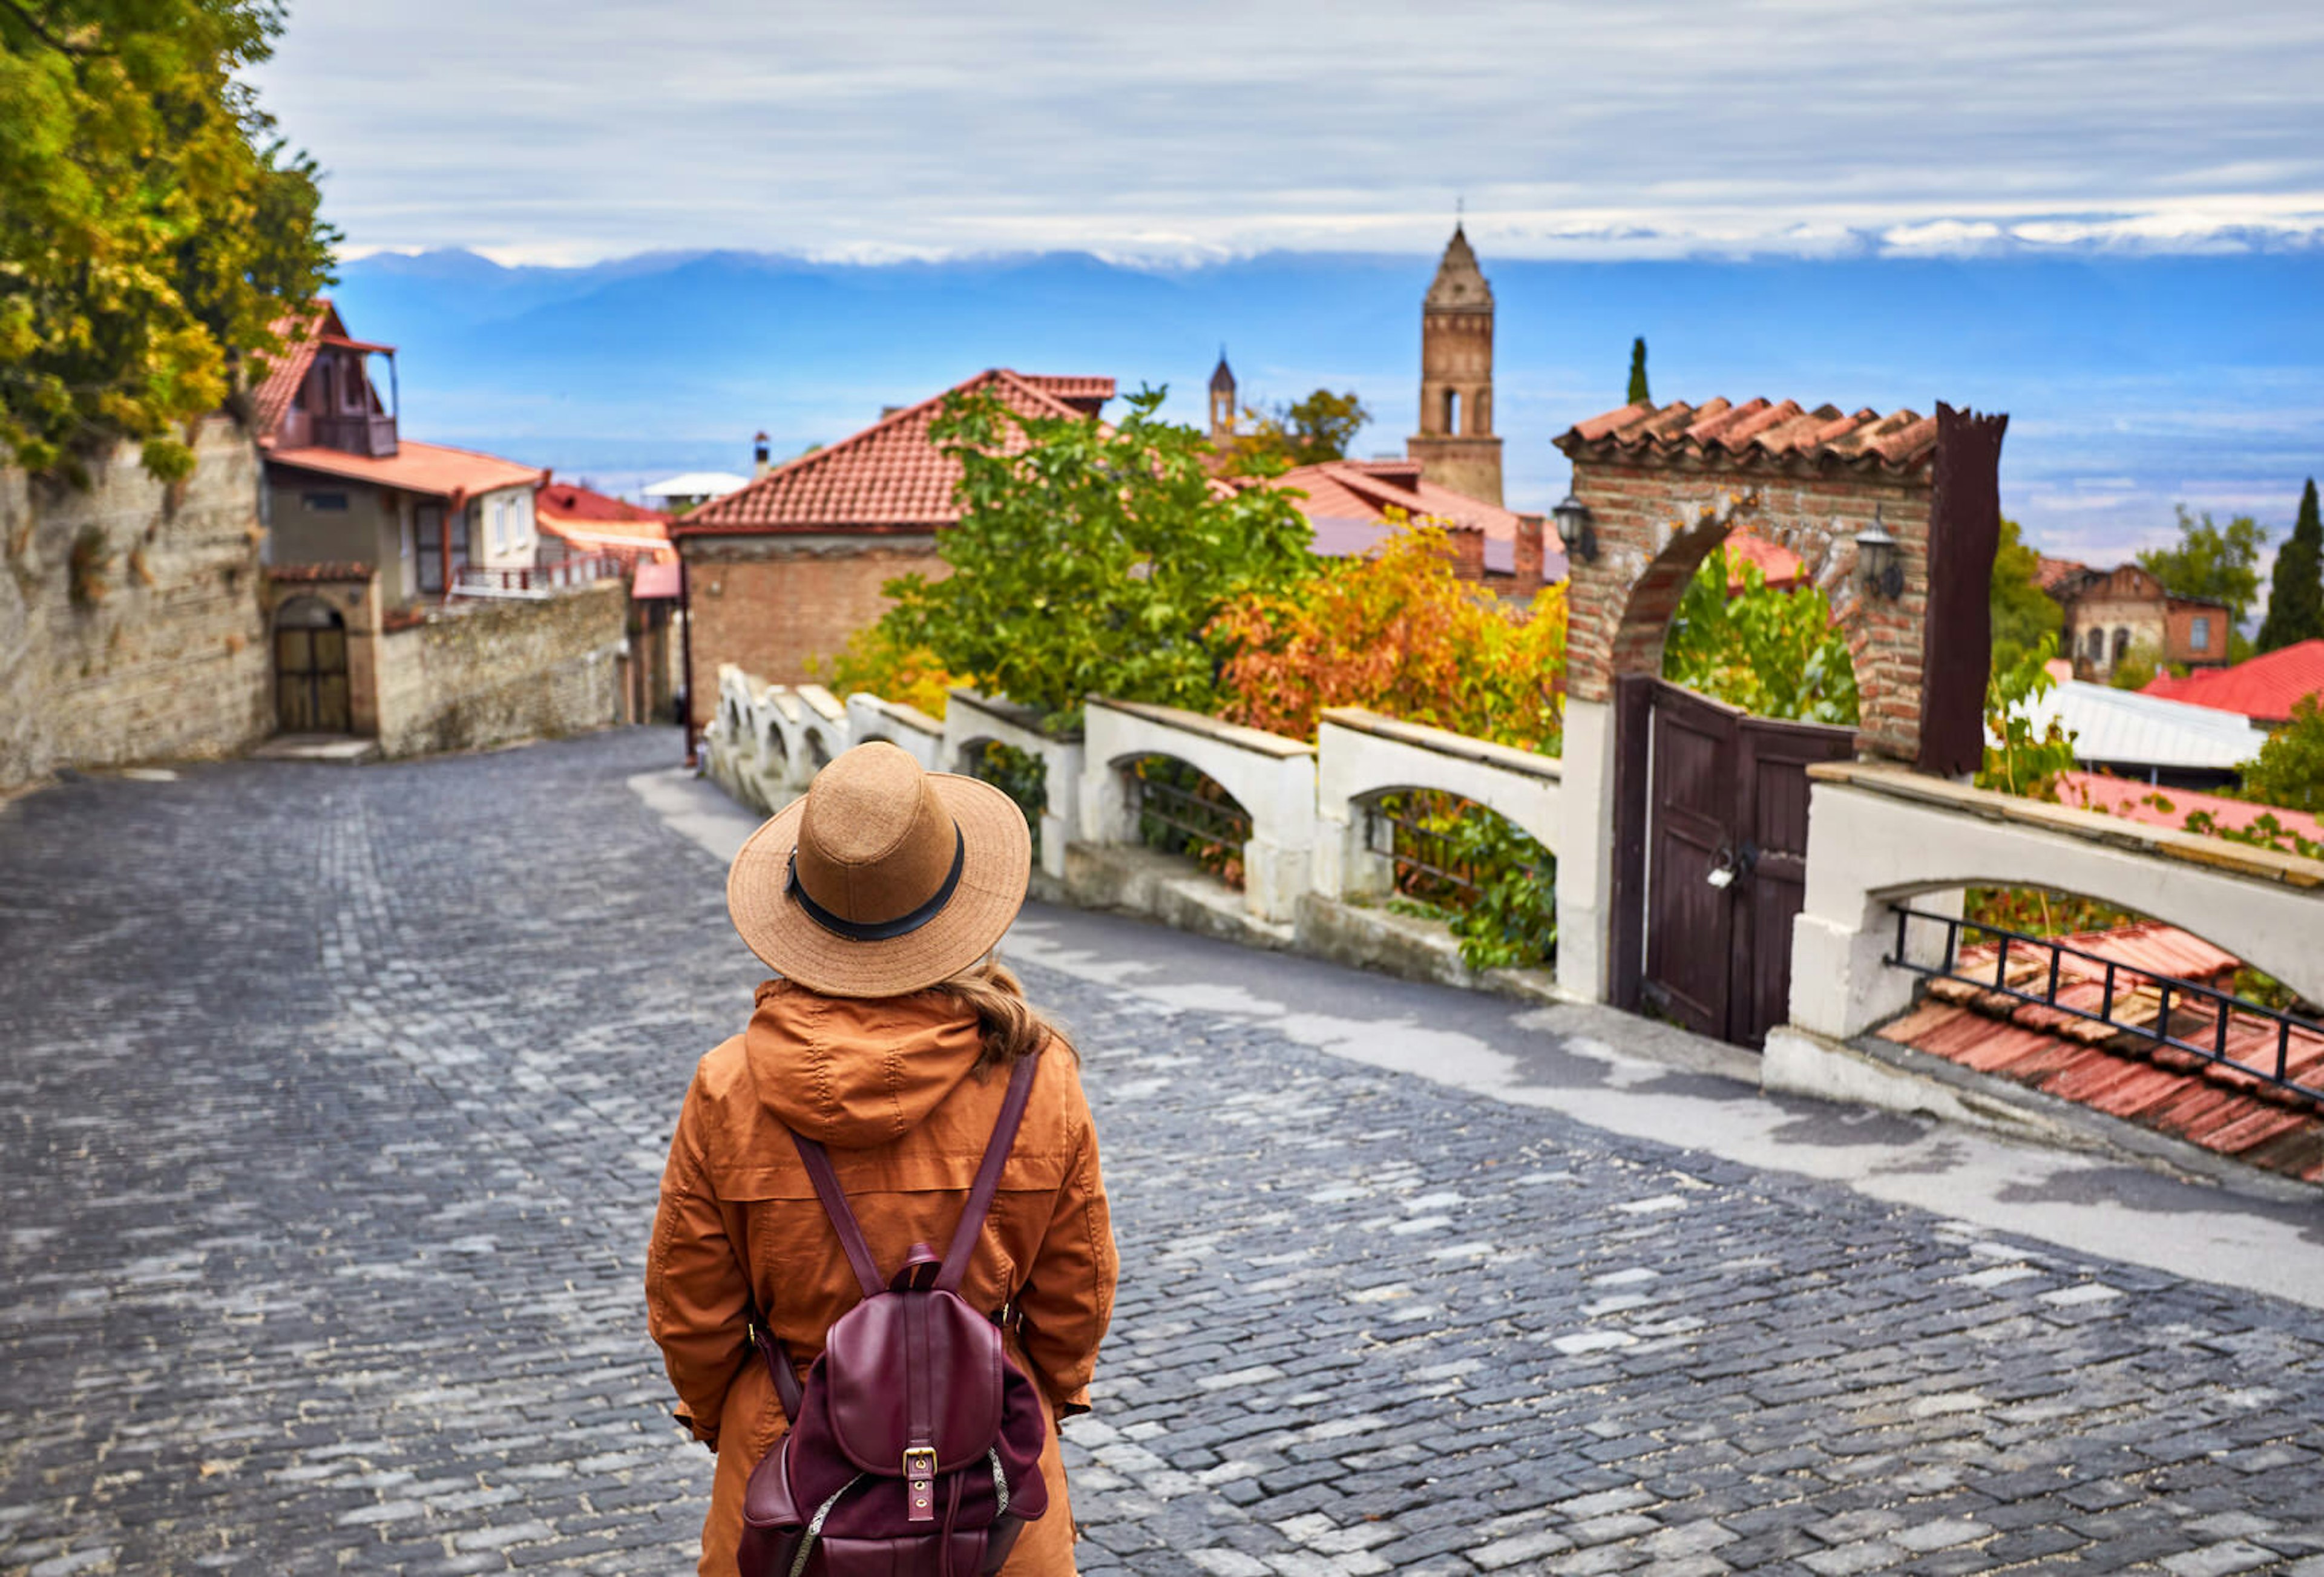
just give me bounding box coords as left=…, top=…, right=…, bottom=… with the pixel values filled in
left=2258, top=477, right=2324, bottom=652
left=1627, top=338, right=1650, bottom=406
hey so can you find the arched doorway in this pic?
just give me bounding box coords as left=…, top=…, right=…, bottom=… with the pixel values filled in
left=275, top=597, right=350, bottom=733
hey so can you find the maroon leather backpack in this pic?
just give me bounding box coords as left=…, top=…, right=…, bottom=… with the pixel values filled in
left=738, top=1053, right=1051, bottom=1577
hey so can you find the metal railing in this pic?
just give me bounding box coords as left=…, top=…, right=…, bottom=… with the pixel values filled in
left=1887, top=905, right=2324, bottom=1105
left=450, top=555, right=621, bottom=600
left=1128, top=758, right=1251, bottom=884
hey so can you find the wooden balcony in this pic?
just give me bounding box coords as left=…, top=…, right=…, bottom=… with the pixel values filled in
left=311, top=412, right=399, bottom=457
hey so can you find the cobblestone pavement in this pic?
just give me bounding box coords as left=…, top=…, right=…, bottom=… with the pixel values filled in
left=5, top=729, right=2324, bottom=1577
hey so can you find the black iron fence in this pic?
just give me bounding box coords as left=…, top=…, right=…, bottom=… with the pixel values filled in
left=1887, top=904, right=2324, bottom=1106
left=1126, top=757, right=1251, bottom=886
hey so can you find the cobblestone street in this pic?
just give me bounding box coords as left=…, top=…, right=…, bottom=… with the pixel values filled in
left=7, top=728, right=2324, bottom=1576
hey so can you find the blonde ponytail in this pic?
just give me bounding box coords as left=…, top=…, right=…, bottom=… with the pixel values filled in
left=931, top=957, right=1077, bottom=1072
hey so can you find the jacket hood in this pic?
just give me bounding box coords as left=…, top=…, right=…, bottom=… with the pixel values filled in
left=744, top=979, right=986, bottom=1149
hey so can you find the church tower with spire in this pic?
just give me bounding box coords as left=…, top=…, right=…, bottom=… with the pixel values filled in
left=1406, top=223, right=1503, bottom=505
left=1209, top=349, right=1238, bottom=449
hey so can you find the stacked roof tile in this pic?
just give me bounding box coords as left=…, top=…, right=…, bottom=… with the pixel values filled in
left=1555, top=398, right=1940, bottom=476
left=676, top=370, right=1113, bottom=536
left=1882, top=922, right=2324, bottom=1181
left=249, top=301, right=341, bottom=441
left=1263, top=458, right=1555, bottom=579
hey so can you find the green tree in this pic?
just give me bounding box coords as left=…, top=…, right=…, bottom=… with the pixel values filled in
left=1662, top=546, right=1859, bottom=724
left=1989, top=516, right=2063, bottom=672
left=2237, top=695, right=2324, bottom=814
left=879, top=385, right=1318, bottom=727
left=2257, top=478, right=2323, bottom=653
left=1226, top=387, right=1370, bottom=472
left=1978, top=634, right=2077, bottom=799
left=2138, top=505, right=2268, bottom=632
left=1, top=0, right=335, bottom=483
left=1627, top=337, right=1650, bottom=405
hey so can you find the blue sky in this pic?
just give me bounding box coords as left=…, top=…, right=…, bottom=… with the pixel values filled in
left=256, top=0, right=2324, bottom=266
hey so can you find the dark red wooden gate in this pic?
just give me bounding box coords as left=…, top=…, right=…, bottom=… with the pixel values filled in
left=1612, top=676, right=1854, bottom=1048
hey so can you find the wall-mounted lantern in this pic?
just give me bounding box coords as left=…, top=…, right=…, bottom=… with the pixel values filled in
left=1854, top=507, right=1903, bottom=600
left=1552, top=493, right=1598, bottom=565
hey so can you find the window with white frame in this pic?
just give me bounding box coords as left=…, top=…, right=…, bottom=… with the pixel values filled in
left=2191, top=615, right=2211, bottom=652
left=511, top=490, right=534, bottom=551
left=488, top=494, right=508, bottom=554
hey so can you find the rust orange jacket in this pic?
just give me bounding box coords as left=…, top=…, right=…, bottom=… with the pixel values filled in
left=646, top=979, right=1117, bottom=1577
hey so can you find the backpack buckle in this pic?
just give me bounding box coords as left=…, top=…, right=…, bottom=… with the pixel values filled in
left=903, top=1446, right=938, bottom=1523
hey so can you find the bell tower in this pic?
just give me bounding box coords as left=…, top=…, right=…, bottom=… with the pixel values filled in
left=1209, top=349, right=1237, bottom=448
left=1407, top=224, right=1503, bottom=505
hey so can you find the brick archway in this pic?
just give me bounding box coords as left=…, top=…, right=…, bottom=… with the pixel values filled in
left=1557, top=399, right=2005, bottom=767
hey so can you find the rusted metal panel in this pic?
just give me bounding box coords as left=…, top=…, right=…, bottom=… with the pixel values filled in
left=1919, top=402, right=2009, bottom=778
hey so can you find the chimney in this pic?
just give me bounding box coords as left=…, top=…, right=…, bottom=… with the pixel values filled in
left=752, top=430, right=771, bottom=481
left=1515, top=513, right=1545, bottom=592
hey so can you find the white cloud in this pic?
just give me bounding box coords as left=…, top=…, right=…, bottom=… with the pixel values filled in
left=252, top=0, right=2324, bottom=261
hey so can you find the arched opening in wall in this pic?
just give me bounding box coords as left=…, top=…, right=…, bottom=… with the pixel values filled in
left=760, top=717, right=789, bottom=775
left=1122, top=755, right=1250, bottom=888
left=1881, top=885, right=2324, bottom=1179
left=1443, top=389, right=1460, bottom=434
left=1364, top=789, right=1555, bottom=971
left=2112, top=628, right=2132, bottom=665
left=961, top=739, right=1046, bottom=861
left=274, top=597, right=350, bottom=734
left=803, top=730, right=833, bottom=775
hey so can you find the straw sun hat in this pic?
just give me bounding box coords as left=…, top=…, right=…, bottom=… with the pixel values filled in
left=725, top=741, right=1032, bottom=998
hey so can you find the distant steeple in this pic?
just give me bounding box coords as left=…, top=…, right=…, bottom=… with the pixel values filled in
left=1407, top=222, right=1502, bottom=505
left=1209, top=347, right=1236, bottom=444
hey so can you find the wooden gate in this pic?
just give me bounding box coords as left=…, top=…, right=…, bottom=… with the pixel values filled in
left=1611, top=676, right=1854, bottom=1048
left=274, top=600, right=351, bottom=733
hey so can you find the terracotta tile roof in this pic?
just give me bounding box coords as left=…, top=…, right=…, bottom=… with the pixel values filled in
left=1017, top=375, right=1115, bottom=416
left=2034, top=554, right=2090, bottom=592
left=632, top=558, right=680, bottom=600
left=2055, top=770, right=2324, bottom=846
left=674, top=369, right=1108, bottom=536
left=2143, top=638, right=2324, bottom=726
left=537, top=480, right=672, bottom=560
left=1882, top=922, right=2324, bottom=1182
left=1262, top=457, right=1557, bottom=579
left=249, top=300, right=343, bottom=442
left=1722, top=531, right=1803, bottom=591
left=268, top=439, right=543, bottom=502
left=1555, top=398, right=1941, bottom=477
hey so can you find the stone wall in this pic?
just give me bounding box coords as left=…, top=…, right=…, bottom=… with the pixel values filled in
left=680, top=534, right=945, bottom=724
left=0, top=416, right=271, bottom=788
left=372, top=582, right=626, bottom=758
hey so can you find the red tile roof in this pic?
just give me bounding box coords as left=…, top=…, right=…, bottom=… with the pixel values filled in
left=2142, top=639, right=2324, bottom=727
left=1555, top=398, right=1941, bottom=477
left=1262, top=458, right=1558, bottom=579
left=1722, top=531, right=1803, bottom=592
left=2055, top=769, right=2324, bottom=846
left=674, top=369, right=1111, bottom=536
left=268, top=439, right=543, bottom=502
left=536, top=480, right=672, bottom=559
left=632, top=558, right=680, bottom=600
left=1882, top=922, right=2324, bottom=1182
left=249, top=300, right=345, bottom=442
left=2034, top=554, right=2090, bottom=592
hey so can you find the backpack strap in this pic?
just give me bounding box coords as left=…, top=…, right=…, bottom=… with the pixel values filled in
left=791, top=1132, right=885, bottom=1299
left=750, top=1318, right=803, bottom=1423
left=936, top=1054, right=1041, bottom=1294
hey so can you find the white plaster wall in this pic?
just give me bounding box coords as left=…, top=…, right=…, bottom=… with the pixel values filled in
left=1314, top=714, right=1563, bottom=907
left=1081, top=699, right=1317, bottom=923
left=943, top=691, right=1085, bottom=882
left=844, top=692, right=944, bottom=772
left=1552, top=697, right=1621, bottom=1003
left=1789, top=778, right=2324, bottom=1041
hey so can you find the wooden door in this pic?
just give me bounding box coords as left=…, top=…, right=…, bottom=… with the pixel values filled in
left=1622, top=678, right=1854, bottom=1048
left=274, top=608, right=350, bottom=733
left=1643, top=685, right=1741, bottom=1038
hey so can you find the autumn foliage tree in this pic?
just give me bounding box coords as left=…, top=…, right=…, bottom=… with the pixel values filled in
left=1, top=0, right=335, bottom=482
left=1210, top=513, right=1566, bottom=751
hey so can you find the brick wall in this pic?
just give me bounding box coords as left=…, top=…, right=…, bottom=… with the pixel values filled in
left=0, top=416, right=271, bottom=788
left=1563, top=457, right=1934, bottom=761
left=372, top=582, right=626, bottom=758
left=2167, top=599, right=2228, bottom=667
left=680, top=535, right=946, bottom=726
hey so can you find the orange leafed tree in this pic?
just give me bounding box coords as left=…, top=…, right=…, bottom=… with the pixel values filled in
left=1209, top=514, right=1567, bottom=752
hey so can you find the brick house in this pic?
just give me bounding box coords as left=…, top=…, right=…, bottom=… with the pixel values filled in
left=671, top=369, right=1113, bottom=727
left=2041, top=560, right=2231, bottom=679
